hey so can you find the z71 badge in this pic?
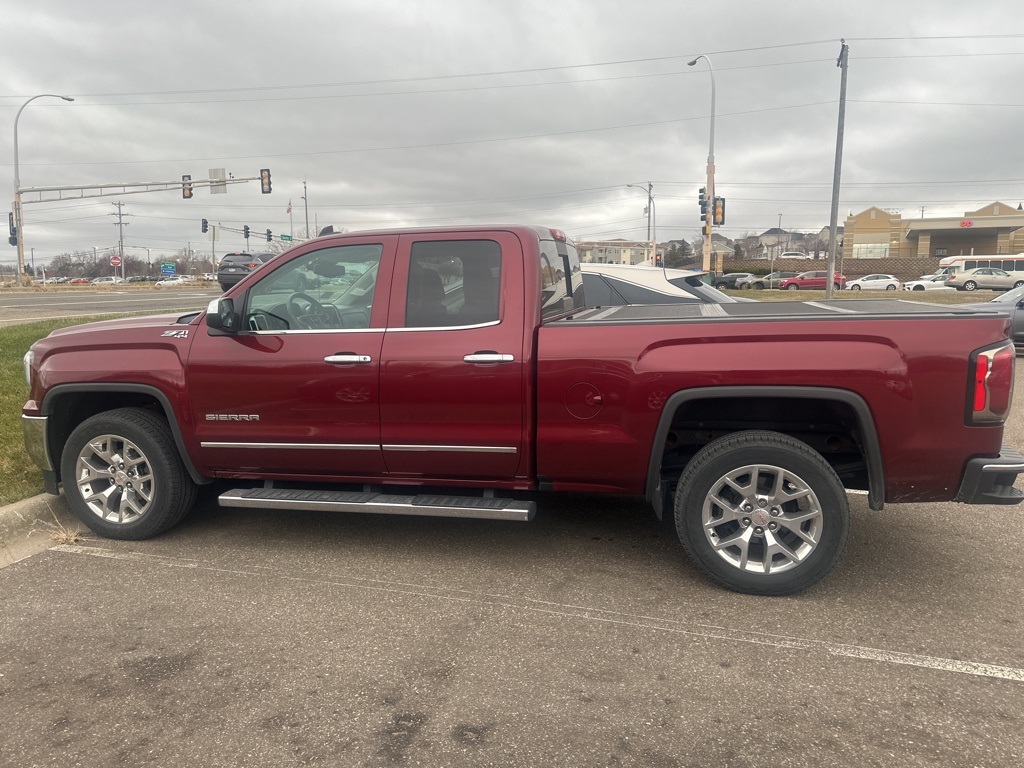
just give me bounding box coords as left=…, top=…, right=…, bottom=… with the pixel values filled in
left=161, top=330, right=190, bottom=339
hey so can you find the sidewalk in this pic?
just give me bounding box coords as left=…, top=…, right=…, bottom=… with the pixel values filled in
left=0, top=493, right=83, bottom=568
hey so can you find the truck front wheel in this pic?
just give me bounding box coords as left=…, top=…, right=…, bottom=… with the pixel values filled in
left=674, top=430, right=849, bottom=595
left=60, top=407, right=198, bottom=540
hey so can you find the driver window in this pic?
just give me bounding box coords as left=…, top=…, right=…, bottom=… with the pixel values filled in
left=245, top=244, right=383, bottom=331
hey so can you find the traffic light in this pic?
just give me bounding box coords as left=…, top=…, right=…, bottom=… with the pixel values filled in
left=699, top=187, right=708, bottom=217
left=266, top=229, right=272, bottom=242
left=713, top=197, right=726, bottom=226
left=182, top=174, right=193, bottom=199
left=243, top=225, right=250, bottom=240
left=260, top=168, right=272, bottom=194
left=201, top=218, right=209, bottom=233
left=703, top=221, right=712, bottom=236
left=7, top=212, right=16, bottom=247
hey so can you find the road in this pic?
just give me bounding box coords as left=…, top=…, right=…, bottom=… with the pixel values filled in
left=0, top=286, right=221, bottom=325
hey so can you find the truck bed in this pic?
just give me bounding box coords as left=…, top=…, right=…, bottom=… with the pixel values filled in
left=556, top=299, right=1003, bottom=324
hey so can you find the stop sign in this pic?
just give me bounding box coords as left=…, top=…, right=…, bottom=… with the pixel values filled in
left=109, top=255, right=122, bottom=267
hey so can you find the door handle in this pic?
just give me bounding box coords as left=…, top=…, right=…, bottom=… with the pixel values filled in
left=463, top=352, right=514, bottom=364
left=324, top=354, right=372, bottom=364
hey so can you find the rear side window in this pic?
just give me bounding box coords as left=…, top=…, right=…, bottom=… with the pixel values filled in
left=405, top=240, right=501, bottom=328
left=539, top=239, right=584, bottom=320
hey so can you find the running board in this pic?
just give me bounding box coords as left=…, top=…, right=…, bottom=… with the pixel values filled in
left=218, top=488, right=536, bottom=522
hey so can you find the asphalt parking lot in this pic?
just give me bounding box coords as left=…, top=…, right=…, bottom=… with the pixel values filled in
left=1, top=374, right=1023, bottom=767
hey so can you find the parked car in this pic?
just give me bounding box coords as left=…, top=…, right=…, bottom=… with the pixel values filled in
left=846, top=274, right=899, bottom=291
left=964, top=284, right=1024, bottom=352
left=581, top=264, right=755, bottom=306
left=217, top=252, right=276, bottom=291
left=903, top=275, right=954, bottom=292
left=735, top=271, right=798, bottom=290
left=127, top=275, right=155, bottom=283
left=779, top=271, right=848, bottom=291
left=946, top=267, right=1023, bottom=292
left=67, top=277, right=91, bottom=284
left=154, top=275, right=195, bottom=288
left=91, top=276, right=127, bottom=285
left=778, top=251, right=812, bottom=259
left=711, top=272, right=755, bottom=290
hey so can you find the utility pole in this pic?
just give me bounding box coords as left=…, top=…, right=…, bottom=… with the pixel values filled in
left=825, top=40, right=849, bottom=300
left=110, top=202, right=130, bottom=280
left=302, top=180, right=310, bottom=239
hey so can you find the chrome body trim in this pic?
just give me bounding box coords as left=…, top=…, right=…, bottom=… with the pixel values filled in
left=243, top=319, right=501, bottom=336
left=200, top=442, right=380, bottom=451
left=21, top=415, right=52, bottom=472
left=383, top=444, right=518, bottom=454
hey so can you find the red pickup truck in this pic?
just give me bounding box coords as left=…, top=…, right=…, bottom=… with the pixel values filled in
left=21, top=225, right=1024, bottom=594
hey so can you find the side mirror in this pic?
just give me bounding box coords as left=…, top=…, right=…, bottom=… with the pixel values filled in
left=205, top=297, right=238, bottom=333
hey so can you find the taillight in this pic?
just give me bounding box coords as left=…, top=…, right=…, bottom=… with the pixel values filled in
left=968, top=341, right=1015, bottom=424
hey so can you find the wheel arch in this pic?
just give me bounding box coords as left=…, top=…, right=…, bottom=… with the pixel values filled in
left=40, top=384, right=207, bottom=487
left=645, top=386, right=884, bottom=518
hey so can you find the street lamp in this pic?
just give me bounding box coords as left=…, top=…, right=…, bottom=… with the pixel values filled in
left=13, top=93, right=74, bottom=287
left=626, top=183, right=656, bottom=265
left=687, top=55, right=716, bottom=272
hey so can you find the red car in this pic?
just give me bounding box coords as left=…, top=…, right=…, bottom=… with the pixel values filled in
left=68, top=277, right=91, bottom=284
left=779, top=270, right=847, bottom=290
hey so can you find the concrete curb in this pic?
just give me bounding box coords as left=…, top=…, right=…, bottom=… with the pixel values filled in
left=0, top=493, right=84, bottom=567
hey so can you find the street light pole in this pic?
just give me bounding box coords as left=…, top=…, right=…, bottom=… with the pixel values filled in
left=688, top=55, right=716, bottom=273
left=302, top=179, right=310, bottom=238
left=13, top=93, right=74, bottom=287
left=627, top=182, right=656, bottom=265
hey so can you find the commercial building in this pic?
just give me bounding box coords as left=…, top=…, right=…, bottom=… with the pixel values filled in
left=844, top=202, right=1024, bottom=260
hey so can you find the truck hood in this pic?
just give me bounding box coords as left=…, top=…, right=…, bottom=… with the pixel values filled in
left=46, top=311, right=201, bottom=338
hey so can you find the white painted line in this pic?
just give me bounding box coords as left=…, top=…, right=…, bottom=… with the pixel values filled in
left=51, top=543, right=1024, bottom=683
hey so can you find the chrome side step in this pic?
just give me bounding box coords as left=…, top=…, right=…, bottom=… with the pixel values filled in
left=218, top=488, right=536, bottom=522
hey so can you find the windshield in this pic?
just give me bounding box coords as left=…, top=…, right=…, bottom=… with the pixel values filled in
left=990, top=285, right=1024, bottom=303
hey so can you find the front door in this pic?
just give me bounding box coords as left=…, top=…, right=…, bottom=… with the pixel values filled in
left=379, top=232, right=526, bottom=481
left=187, top=237, right=395, bottom=479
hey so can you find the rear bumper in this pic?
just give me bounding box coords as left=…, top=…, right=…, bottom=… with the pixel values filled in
left=955, top=443, right=1024, bottom=505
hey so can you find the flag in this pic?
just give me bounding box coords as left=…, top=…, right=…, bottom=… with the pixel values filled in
left=286, top=201, right=292, bottom=214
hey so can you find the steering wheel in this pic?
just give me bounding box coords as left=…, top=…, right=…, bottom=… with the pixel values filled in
left=288, top=292, right=336, bottom=329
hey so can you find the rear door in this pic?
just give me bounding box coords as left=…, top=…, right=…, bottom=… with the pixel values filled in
left=378, top=231, right=527, bottom=481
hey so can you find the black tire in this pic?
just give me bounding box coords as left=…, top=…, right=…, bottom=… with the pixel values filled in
left=885, top=284, right=897, bottom=291
left=754, top=283, right=765, bottom=290
left=833, top=283, right=842, bottom=291
left=912, top=285, right=924, bottom=291
left=674, top=430, right=850, bottom=595
left=1014, top=281, right=1024, bottom=289
left=786, top=283, right=799, bottom=291
left=850, top=285, right=861, bottom=291
left=61, top=407, right=198, bottom=540
left=714, top=283, right=728, bottom=290
left=218, top=282, right=232, bottom=292
left=963, top=281, right=977, bottom=291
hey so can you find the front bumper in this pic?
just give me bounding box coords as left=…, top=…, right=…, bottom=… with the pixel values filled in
left=21, top=414, right=59, bottom=495
left=955, top=443, right=1024, bottom=505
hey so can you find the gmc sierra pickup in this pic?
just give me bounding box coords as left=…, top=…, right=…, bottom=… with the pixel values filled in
left=21, top=225, right=1024, bottom=594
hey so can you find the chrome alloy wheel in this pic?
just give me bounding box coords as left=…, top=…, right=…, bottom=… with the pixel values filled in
left=701, top=463, right=823, bottom=575
left=74, top=434, right=155, bottom=524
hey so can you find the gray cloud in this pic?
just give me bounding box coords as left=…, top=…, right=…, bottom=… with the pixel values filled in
left=2, top=0, right=1022, bottom=267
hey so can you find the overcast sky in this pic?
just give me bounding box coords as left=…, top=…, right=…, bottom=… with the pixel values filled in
left=2, top=0, right=1023, bottom=268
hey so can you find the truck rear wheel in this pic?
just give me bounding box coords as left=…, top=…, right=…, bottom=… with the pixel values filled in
left=60, top=407, right=197, bottom=540
left=674, top=430, right=849, bottom=595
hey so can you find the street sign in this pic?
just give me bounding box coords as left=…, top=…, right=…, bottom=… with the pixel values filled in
left=109, top=255, right=122, bottom=267
left=280, top=234, right=293, bottom=242
left=161, top=261, right=176, bottom=275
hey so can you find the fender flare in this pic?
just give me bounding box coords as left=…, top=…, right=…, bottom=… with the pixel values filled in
left=645, top=386, right=884, bottom=515
left=40, top=383, right=208, bottom=486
